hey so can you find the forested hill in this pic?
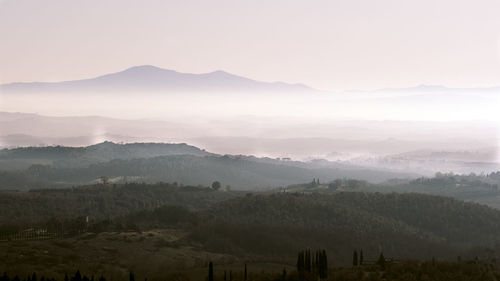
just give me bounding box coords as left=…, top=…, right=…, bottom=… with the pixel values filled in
left=189, top=192, right=500, bottom=263
left=0, top=141, right=212, bottom=169
left=0, top=142, right=416, bottom=190
left=0, top=154, right=411, bottom=190
left=3, top=185, right=500, bottom=265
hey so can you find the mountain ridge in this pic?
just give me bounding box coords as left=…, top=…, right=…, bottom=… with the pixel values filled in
left=3, top=65, right=498, bottom=96
left=0, top=65, right=317, bottom=93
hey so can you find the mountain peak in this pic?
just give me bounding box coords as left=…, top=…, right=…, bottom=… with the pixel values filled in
left=120, top=65, right=176, bottom=74
left=209, top=70, right=231, bottom=75
left=126, top=64, right=160, bottom=70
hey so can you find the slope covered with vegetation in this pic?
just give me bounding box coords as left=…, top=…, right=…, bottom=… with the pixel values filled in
left=0, top=153, right=411, bottom=190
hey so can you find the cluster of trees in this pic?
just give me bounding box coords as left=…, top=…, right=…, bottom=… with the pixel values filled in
left=409, top=172, right=499, bottom=190
left=296, top=249, right=328, bottom=280
left=327, top=179, right=368, bottom=190
left=207, top=262, right=249, bottom=281
left=352, top=250, right=363, bottom=266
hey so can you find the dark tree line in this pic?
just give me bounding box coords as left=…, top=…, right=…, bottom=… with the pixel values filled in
left=352, top=249, right=364, bottom=266
left=296, top=249, right=328, bottom=280
left=207, top=262, right=246, bottom=281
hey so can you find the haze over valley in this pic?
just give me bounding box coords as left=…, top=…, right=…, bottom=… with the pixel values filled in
left=1, top=66, right=498, bottom=176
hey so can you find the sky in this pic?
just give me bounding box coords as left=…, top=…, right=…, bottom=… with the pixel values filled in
left=1, top=0, right=500, bottom=91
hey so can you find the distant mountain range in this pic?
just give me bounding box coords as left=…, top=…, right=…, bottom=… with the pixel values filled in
left=2, top=65, right=498, bottom=95
left=0, top=65, right=316, bottom=93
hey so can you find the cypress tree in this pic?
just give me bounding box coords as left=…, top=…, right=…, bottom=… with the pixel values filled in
left=311, top=251, right=315, bottom=274
left=320, top=250, right=325, bottom=279
left=322, top=250, right=328, bottom=279
left=297, top=251, right=304, bottom=272
left=305, top=250, right=311, bottom=272
left=208, top=262, right=214, bottom=281
left=359, top=250, right=364, bottom=266
left=315, top=250, right=319, bottom=273
left=282, top=268, right=286, bottom=281
left=129, top=272, right=135, bottom=281
left=317, top=251, right=322, bottom=278
left=224, top=271, right=226, bottom=281
left=377, top=253, right=386, bottom=270
left=244, top=263, right=247, bottom=281
left=74, top=271, right=81, bottom=281
left=352, top=250, right=358, bottom=267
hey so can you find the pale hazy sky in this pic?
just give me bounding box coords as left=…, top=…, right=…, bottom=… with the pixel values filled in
left=1, top=0, right=500, bottom=91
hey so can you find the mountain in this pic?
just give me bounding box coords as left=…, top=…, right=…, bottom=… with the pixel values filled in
left=0, top=65, right=316, bottom=94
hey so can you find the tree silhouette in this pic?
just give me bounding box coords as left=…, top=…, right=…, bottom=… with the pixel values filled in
left=305, top=250, right=311, bottom=272
left=211, top=181, right=221, bottom=190
left=378, top=253, right=386, bottom=270
left=319, top=250, right=328, bottom=279
left=73, top=271, right=81, bottom=281
left=297, top=250, right=305, bottom=272
left=244, top=263, right=247, bottom=281
left=208, top=261, right=214, bottom=281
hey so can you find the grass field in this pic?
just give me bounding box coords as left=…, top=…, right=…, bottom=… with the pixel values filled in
left=0, top=230, right=294, bottom=281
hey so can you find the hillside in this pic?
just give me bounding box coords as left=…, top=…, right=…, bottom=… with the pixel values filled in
left=0, top=141, right=211, bottom=169
left=3, top=188, right=500, bottom=274
left=0, top=153, right=413, bottom=190
left=188, top=192, right=500, bottom=262
left=0, top=183, right=241, bottom=224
